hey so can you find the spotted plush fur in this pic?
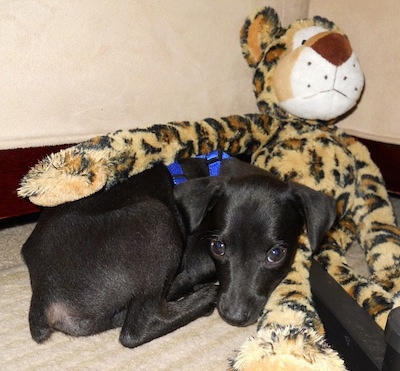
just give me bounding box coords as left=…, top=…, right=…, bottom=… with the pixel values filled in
left=19, top=7, right=400, bottom=369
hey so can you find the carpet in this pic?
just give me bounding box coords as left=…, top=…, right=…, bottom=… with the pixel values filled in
left=1, top=196, right=399, bottom=370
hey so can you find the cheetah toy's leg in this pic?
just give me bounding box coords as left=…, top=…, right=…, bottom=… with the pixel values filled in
left=344, top=140, right=400, bottom=307
left=317, top=221, right=395, bottom=329
left=316, top=138, right=400, bottom=328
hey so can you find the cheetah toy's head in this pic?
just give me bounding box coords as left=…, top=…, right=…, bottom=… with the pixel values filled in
left=241, top=7, right=364, bottom=122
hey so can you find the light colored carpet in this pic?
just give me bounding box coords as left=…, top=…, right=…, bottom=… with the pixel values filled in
left=1, top=196, right=399, bottom=370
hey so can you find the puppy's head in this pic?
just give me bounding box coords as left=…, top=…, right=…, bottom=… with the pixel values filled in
left=174, top=173, right=335, bottom=326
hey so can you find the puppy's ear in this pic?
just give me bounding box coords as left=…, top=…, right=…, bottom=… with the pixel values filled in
left=174, top=178, right=224, bottom=232
left=289, top=182, right=336, bottom=252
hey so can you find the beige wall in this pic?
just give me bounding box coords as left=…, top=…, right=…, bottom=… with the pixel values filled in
left=0, top=1, right=260, bottom=149
left=0, top=0, right=309, bottom=150
left=2, top=0, right=398, bottom=149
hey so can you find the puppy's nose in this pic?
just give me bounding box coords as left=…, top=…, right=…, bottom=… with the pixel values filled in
left=311, top=33, right=352, bottom=67
left=218, top=300, right=255, bottom=327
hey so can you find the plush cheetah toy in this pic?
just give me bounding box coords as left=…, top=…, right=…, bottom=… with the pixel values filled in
left=19, top=7, right=400, bottom=370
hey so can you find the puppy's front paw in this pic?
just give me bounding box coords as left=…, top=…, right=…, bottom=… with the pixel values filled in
left=192, top=283, right=218, bottom=316
left=195, top=281, right=218, bottom=297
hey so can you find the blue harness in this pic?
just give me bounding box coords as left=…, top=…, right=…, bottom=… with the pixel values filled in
left=167, top=149, right=231, bottom=185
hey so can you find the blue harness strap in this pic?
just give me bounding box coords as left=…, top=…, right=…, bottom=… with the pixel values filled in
left=167, top=161, right=187, bottom=185
left=167, top=149, right=231, bottom=185
left=196, top=150, right=232, bottom=177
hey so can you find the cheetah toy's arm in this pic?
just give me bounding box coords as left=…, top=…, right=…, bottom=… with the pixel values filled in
left=18, top=114, right=271, bottom=207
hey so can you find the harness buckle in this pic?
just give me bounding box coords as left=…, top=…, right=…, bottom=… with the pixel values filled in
left=167, top=149, right=231, bottom=185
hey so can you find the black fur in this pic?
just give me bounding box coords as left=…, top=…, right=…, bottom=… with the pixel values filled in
left=22, top=156, right=335, bottom=348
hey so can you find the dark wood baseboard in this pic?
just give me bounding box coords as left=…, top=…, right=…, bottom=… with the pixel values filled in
left=358, top=138, right=400, bottom=196
left=0, top=145, right=69, bottom=220
left=0, top=137, right=399, bottom=220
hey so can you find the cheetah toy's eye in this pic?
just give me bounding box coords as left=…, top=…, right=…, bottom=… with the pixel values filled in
left=292, top=26, right=327, bottom=49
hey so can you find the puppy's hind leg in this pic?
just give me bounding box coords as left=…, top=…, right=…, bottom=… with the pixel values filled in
left=28, top=295, right=52, bottom=343
left=119, top=284, right=217, bottom=348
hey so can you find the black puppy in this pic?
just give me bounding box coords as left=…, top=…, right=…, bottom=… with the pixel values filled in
left=22, top=151, right=335, bottom=348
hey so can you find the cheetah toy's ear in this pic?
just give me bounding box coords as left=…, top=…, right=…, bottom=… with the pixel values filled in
left=240, top=7, right=281, bottom=67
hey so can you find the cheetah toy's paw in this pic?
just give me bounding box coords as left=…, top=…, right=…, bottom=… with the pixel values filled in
left=18, top=146, right=110, bottom=206
left=230, top=325, right=346, bottom=371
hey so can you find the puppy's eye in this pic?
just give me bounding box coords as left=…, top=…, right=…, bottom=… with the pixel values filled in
left=210, top=240, right=226, bottom=257
left=266, top=245, right=287, bottom=265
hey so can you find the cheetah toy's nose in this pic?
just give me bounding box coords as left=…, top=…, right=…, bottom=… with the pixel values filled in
left=311, top=32, right=352, bottom=67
